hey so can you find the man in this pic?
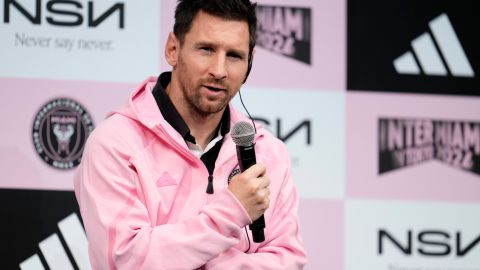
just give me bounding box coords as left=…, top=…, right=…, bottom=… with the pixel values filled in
left=74, top=0, right=307, bottom=269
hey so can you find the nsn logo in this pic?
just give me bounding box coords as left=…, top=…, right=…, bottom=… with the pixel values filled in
left=3, top=0, right=125, bottom=28
left=378, top=229, right=480, bottom=257
left=253, top=117, right=312, bottom=145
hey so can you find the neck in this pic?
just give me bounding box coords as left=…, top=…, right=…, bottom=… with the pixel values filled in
left=166, top=82, right=224, bottom=150
left=188, top=111, right=223, bottom=149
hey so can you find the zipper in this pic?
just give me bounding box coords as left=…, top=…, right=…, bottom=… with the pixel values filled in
left=155, top=125, right=218, bottom=195
left=206, top=175, right=214, bottom=194
left=154, top=124, right=264, bottom=196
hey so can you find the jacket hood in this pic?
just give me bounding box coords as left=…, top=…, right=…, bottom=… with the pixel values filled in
left=109, top=76, right=266, bottom=140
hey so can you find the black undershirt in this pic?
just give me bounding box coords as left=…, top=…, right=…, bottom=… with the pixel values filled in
left=151, top=72, right=230, bottom=194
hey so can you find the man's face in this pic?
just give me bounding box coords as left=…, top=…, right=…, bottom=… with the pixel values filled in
left=171, top=11, right=250, bottom=117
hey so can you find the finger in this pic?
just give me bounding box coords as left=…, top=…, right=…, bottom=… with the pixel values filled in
left=256, top=188, right=270, bottom=203
left=242, top=163, right=266, bottom=179
left=257, top=176, right=270, bottom=189
left=261, top=189, right=270, bottom=201
left=260, top=196, right=270, bottom=211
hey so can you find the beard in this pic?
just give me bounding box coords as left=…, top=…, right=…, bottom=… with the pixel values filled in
left=183, top=79, right=231, bottom=117
left=176, top=56, right=236, bottom=117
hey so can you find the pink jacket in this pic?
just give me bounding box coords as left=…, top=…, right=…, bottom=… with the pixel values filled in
left=74, top=77, right=307, bottom=269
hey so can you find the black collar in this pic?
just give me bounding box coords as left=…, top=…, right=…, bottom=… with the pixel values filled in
left=151, top=72, right=231, bottom=144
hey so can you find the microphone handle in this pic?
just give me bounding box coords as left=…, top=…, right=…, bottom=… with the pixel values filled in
left=236, top=144, right=265, bottom=243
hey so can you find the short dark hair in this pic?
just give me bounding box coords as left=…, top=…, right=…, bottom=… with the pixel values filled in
left=173, top=0, right=257, bottom=55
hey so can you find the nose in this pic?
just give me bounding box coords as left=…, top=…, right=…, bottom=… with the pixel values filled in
left=208, top=54, right=227, bottom=80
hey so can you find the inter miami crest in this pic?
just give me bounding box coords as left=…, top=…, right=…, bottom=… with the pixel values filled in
left=32, top=98, right=94, bottom=170
left=228, top=167, right=241, bottom=185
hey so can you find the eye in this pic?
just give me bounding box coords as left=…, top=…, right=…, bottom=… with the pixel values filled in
left=199, top=46, right=214, bottom=54
left=227, top=52, right=243, bottom=61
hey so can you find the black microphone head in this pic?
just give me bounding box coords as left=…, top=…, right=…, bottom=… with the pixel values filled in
left=231, top=121, right=255, bottom=147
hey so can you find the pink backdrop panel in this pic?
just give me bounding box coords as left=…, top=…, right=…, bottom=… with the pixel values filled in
left=347, top=91, right=480, bottom=202
left=0, top=78, right=135, bottom=190
left=160, top=0, right=346, bottom=91
left=298, top=199, right=344, bottom=270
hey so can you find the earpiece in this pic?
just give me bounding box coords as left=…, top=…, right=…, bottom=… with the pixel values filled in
left=240, top=47, right=256, bottom=132
left=243, top=49, right=253, bottom=83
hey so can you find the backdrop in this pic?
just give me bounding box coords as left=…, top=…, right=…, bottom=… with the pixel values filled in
left=1, top=0, right=479, bottom=269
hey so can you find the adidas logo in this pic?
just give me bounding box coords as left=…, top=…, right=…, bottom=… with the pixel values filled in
left=393, top=13, right=474, bottom=77
left=19, top=213, right=91, bottom=270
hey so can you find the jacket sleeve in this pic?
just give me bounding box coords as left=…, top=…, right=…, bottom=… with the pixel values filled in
left=204, top=146, right=308, bottom=270
left=74, top=126, right=252, bottom=270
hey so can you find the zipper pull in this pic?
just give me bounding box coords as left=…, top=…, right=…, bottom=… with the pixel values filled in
left=206, top=175, right=214, bottom=194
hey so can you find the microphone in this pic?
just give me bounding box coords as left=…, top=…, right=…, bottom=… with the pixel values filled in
left=231, top=121, right=265, bottom=243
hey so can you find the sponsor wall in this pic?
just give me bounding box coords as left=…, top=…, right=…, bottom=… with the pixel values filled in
left=0, top=0, right=478, bottom=270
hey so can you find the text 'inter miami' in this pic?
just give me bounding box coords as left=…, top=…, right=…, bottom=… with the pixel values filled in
left=255, top=4, right=311, bottom=64
left=379, top=117, right=480, bottom=175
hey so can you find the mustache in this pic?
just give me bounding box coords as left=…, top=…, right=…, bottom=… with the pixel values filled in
left=201, top=78, right=227, bottom=89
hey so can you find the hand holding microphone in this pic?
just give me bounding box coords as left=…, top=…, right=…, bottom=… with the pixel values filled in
left=228, top=164, right=269, bottom=222
left=229, top=121, right=268, bottom=242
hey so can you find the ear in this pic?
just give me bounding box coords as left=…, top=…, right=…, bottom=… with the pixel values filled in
left=165, top=32, right=179, bottom=68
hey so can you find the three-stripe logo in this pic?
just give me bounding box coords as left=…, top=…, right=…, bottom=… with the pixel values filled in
left=19, top=213, right=91, bottom=270
left=393, top=13, right=475, bottom=77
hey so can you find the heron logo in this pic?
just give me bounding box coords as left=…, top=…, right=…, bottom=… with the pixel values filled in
left=32, top=98, right=94, bottom=170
